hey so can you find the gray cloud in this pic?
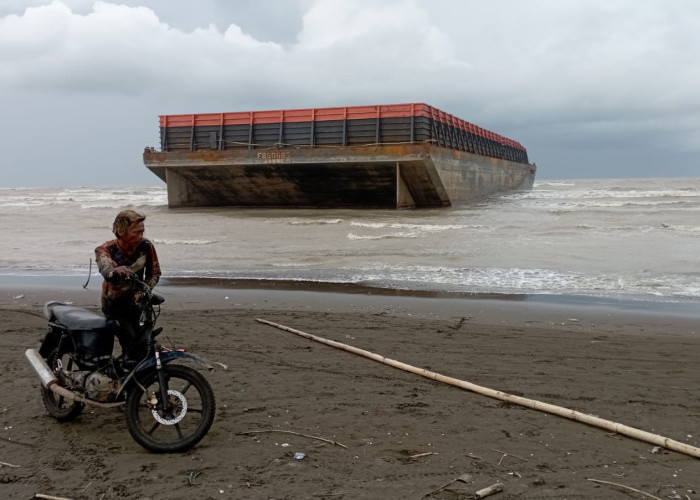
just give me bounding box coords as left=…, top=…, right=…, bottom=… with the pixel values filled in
left=0, top=0, right=698, bottom=186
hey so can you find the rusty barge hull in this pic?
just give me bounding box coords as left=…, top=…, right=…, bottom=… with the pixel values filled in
left=144, top=103, right=536, bottom=209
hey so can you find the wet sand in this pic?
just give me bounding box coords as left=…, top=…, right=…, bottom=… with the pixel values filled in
left=1, top=281, right=699, bottom=499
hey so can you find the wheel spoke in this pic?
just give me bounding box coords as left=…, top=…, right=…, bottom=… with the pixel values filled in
left=147, top=421, right=160, bottom=435
left=180, top=381, right=193, bottom=395
left=174, top=423, right=183, bottom=438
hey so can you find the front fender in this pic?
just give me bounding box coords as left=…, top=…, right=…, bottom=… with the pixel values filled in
left=138, top=350, right=215, bottom=372
left=117, top=351, right=215, bottom=398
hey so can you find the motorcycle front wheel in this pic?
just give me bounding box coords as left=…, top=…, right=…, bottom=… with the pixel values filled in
left=41, top=352, right=85, bottom=422
left=125, top=364, right=215, bottom=453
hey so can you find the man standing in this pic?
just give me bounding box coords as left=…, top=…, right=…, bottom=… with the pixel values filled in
left=95, top=210, right=161, bottom=361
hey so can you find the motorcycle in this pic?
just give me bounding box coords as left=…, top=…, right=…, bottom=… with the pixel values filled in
left=25, top=273, right=216, bottom=453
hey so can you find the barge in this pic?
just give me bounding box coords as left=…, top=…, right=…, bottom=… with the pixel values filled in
left=143, top=103, right=536, bottom=209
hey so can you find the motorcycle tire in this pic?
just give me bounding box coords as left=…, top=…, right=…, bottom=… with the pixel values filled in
left=125, top=364, right=215, bottom=453
left=41, top=351, right=85, bottom=422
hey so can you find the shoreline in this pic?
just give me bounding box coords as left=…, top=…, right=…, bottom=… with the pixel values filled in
left=2, top=276, right=699, bottom=346
left=2, top=273, right=699, bottom=320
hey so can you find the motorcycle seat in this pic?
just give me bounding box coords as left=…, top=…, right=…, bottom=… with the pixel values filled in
left=46, top=302, right=118, bottom=331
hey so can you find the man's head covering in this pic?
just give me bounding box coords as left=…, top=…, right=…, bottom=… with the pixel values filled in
left=112, top=210, right=146, bottom=238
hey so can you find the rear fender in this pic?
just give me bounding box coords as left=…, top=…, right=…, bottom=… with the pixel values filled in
left=39, top=326, right=67, bottom=359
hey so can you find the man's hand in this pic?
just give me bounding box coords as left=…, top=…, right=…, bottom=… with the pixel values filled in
left=108, top=266, right=131, bottom=280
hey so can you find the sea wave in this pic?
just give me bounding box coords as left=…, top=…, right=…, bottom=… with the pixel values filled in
left=531, top=187, right=700, bottom=201
left=0, top=186, right=167, bottom=210
left=350, top=221, right=488, bottom=231
left=341, top=264, right=700, bottom=299
left=153, top=239, right=216, bottom=245
left=534, top=181, right=575, bottom=188
left=288, top=218, right=344, bottom=225
left=347, top=232, right=419, bottom=240
left=659, top=224, right=700, bottom=232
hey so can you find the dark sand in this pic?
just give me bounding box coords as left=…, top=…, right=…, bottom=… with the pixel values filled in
left=1, top=281, right=699, bottom=499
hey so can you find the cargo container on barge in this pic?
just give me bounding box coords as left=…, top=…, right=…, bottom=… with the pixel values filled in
left=143, top=103, right=536, bottom=209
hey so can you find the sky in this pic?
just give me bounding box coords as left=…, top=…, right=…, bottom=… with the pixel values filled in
left=1, top=0, right=699, bottom=187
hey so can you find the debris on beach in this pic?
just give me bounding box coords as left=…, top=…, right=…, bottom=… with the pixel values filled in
left=423, top=473, right=473, bottom=498
left=186, top=471, right=201, bottom=485
left=474, top=482, right=504, bottom=499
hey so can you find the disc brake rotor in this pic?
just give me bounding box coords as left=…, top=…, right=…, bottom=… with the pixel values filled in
left=151, top=389, right=187, bottom=425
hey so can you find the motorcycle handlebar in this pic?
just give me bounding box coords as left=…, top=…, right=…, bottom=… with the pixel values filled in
left=129, top=272, right=165, bottom=305
left=106, top=270, right=163, bottom=304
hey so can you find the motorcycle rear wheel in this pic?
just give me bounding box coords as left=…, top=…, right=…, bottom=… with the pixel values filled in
left=41, top=352, right=85, bottom=422
left=125, top=364, right=215, bottom=453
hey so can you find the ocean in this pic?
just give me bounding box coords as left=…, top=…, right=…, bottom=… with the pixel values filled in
left=1, top=178, right=698, bottom=306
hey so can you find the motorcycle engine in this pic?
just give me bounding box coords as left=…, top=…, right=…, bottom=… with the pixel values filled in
left=84, top=373, right=119, bottom=402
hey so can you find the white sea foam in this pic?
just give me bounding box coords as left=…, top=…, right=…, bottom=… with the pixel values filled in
left=288, top=218, right=344, bottom=225
left=347, top=232, right=419, bottom=240
left=659, top=224, right=700, bottom=232
left=534, top=181, right=576, bottom=188
left=350, top=221, right=483, bottom=231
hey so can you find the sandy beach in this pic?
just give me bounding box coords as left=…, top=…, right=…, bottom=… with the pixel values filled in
left=1, top=281, right=699, bottom=499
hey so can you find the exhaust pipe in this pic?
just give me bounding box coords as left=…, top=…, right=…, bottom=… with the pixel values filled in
left=25, top=348, right=56, bottom=388
left=24, top=348, right=124, bottom=409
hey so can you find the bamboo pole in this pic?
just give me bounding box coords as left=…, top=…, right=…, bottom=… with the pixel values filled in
left=256, top=318, right=700, bottom=460
left=587, top=479, right=662, bottom=500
